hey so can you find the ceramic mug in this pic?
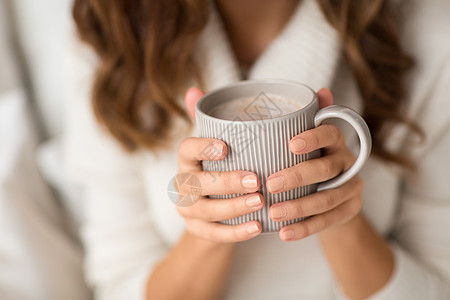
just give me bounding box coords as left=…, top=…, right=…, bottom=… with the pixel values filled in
left=195, top=79, right=371, bottom=232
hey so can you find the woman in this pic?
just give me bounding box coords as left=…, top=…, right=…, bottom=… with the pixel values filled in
left=68, top=0, right=450, bottom=299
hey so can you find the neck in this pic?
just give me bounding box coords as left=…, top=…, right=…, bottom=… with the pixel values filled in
left=215, top=0, right=300, bottom=67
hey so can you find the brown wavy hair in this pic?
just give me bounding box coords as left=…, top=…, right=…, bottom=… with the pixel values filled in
left=72, top=0, right=420, bottom=168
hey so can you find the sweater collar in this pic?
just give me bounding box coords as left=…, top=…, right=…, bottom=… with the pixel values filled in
left=195, top=0, right=341, bottom=92
left=193, top=3, right=241, bottom=91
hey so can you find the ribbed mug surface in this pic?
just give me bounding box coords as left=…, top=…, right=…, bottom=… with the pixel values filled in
left=196, top=80, right=320, bottom=232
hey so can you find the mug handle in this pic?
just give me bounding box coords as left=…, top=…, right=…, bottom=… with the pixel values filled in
left=314, top=105, right=372, bottom=192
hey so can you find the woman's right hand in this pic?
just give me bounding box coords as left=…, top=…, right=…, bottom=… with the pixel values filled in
left=175, top=88, right=264, bottom=243
left=176, top=137, right=264, bottom=243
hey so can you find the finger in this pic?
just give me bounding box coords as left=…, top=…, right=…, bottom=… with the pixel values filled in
left=289, top=124, right=345, bottom=155
left=185, top=87, right=204, bottom=119
left=267, top=153, right=349, bottom=193
left=178, top=137, right=227, bottom=171
left=185, top=219, right=262, bottom=243
left=180, top=170, right=260, bottom=196
left=269, top=176, right=363, bottom=222
left=177, top=193, right=264, bottom=222
left=278, top=197, right=362, bottom=241
left=317, top=88, right=333, bottom=109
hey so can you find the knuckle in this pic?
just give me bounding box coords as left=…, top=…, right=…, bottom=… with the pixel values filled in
left=185, top=218, right=203, bottom=238
left=302, top=223, right=311, bottom=237
left=328, top=125, right=342, bottom=144
left=293, top=168, right=304, bottom=186
left=223, top=172, right=236, bottom=189
left=178, top=138, right=192, bottom=155
left=197, top=201, right=211, bottom=220
left=356, top=178, right=365, bottom=194
left=295, top=201, right=305, bottom=217
left=350, top=176, right=364, bottom=196
left=319, top=158, right=334, bottom=177
left=320, top=215, right=331, bottom=231
left=351, top=198, right=362, bottom=214
left=310, top=131, right=321, bottom=148
left=322, top=191, right=335, bottom=210
left=340, top=156, right=349, bottom=172
left=345, top=148, right=357, bottom=162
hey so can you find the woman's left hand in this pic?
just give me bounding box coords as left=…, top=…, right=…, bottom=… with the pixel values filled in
left=267, top=88, right=364, bottom=241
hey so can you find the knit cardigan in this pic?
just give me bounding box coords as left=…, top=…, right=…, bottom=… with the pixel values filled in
left=64, top=0, right=450, bottom=299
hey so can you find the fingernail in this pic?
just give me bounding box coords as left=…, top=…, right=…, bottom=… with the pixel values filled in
left=267, top=177, right=284, bottom=192
left=246, top=194, right=262, bottom=208
left=291, top=139, right=306, bottom=153
left=211, top=142, right=224, bottom=158
left=281, top=229, right=295, bottom=241
left=247, top=223, right=260, bottom=234
left=271, top=206, right=288, bottom=220
left=242, top=174, right=258, bottom=189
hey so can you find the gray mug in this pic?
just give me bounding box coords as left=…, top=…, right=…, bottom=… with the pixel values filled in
left=195, top=79, right=371, bottom=233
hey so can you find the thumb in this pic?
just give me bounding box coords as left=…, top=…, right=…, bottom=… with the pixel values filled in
left=185, top=87, right=204, bottom=119
left=317, top=88, right=334, bottom=109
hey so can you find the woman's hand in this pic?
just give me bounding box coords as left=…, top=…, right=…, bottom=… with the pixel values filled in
left=175, top=88, right=264, bottom=243
left=267, top=88, right=364, bottom=241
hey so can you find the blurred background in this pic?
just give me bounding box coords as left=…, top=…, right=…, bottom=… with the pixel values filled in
left=2, top=1, right=448, bottom=300
left=0, top=0, right=92, bottom=299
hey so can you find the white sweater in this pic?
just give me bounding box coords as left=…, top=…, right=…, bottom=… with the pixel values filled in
left=64, top=0, right=450, bottom=299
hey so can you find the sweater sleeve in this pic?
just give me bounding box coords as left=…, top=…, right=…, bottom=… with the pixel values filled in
left=365, top=27, right=450, bottom=298
left=62, top=38, right=167, bottom=300
left=333, top=101, right=450, bottom=300
left=334, top=37, right=450, bottom=300
left=362, top=126, right=450, bottom=300
left=373, top=127, right=450, bottom=299
left=80, top=178, right=167, bottom=300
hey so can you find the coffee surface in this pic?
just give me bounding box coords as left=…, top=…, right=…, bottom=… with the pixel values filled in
left=209, top=94, right=302, bottom=121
